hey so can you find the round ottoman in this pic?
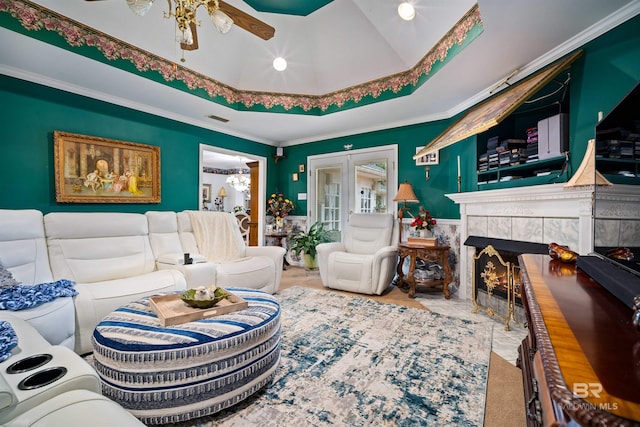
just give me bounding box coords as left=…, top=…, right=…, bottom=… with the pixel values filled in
left=91, top=288, right=281, bottom=425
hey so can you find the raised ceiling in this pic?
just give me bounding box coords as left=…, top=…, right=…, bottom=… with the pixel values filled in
left=1, top=0, right=639, bottom=147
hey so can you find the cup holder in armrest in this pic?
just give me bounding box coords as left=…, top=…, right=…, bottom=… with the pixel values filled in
left=6, top=354, right=53, bottom=375
left=17, top=367, right=67, bottom=390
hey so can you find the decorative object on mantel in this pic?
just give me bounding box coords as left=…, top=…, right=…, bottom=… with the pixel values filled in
left=392, top=181, right=419, bottom=243
left=548, top=242, right=578, bottom=264
left=564, top=139, right=612, bottom=187
left=606, top=247, right=634, bottom=261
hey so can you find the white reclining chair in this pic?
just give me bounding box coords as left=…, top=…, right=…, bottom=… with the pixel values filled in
left=0, top=210, right=75, bottom=349
left=316, top=213, right=399, bottom=295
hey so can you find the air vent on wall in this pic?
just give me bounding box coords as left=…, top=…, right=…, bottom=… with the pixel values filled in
left=207, top=114, right=229, bottom=123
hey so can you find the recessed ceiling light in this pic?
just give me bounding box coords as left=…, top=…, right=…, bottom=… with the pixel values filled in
left=273, top=57, right=287, bottom=71
left=398, top=2, right=415, bottom=21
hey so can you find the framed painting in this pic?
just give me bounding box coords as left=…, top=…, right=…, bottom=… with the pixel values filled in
left=202, top=184, right=212, bottom=202
left=415, top=147, right=439, bottom=166
left=54, top=131, right=160, bottom=203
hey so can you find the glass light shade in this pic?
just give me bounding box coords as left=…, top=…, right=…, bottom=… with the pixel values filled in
left=127, top=0, right=154, bottom=16
left=226, top=174, right=250, bottom=192
left=210, top=9, right=234, bottom=34
left=397, top=2, right=415, bottom=21
left=218, top=187, right=228, bottom=197
left=273, top=57, right=287, bottom=71
left=179, top=24, right=194, bottom=45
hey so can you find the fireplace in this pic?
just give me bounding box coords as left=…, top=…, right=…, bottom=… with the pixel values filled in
left=467, top=237, right=548, bottom=330
left=447, top=184, right=598, bottom=300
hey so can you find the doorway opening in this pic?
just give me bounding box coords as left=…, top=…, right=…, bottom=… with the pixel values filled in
left=199, top=144, right=267, bottom=245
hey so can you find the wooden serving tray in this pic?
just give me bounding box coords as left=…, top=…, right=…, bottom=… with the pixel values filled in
left=149, top=291, right=249, bottom=326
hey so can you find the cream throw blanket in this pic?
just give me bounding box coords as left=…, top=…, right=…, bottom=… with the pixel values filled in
left=187, top=211, right=245, bottom=263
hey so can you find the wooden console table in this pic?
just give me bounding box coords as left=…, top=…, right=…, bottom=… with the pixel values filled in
left=517, top=253, right=640, bottom=426
left=396, top=243, right=452, bottom=299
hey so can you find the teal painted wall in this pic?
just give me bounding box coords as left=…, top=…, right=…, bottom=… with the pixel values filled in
left=278, top=14, right=640, bottom=220
left=0, top=14, right=638, bottom=219
left=0, top=76, right=277, bottom=213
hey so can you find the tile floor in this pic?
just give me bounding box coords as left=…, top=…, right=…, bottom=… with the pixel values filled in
left=415, top=294, right=528, bottom=365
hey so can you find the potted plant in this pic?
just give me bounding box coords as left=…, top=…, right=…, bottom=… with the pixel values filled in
left=288, top=222, right=331, bottom=269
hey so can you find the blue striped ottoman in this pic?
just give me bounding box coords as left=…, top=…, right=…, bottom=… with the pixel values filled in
left=91, top=288, right=281, bottom=425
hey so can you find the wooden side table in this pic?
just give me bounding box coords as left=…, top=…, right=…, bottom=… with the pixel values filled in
left=396, top=243, right=452, bottom=299
left=265, top=232, right=290, bottom=269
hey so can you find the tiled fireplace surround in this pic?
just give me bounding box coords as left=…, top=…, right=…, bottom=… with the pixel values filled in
left=447, top=183, right=640, bottom=300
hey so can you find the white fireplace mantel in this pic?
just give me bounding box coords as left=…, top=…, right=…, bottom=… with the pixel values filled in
left=447, top=183, right=596, bottom=299
left=447, top=183, right=640, bottom=299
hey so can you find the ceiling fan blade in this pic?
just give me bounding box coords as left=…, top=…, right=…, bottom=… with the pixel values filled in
left=217, top=0, right=275, bottom=41
left=180, top=21, right=199, bottom=51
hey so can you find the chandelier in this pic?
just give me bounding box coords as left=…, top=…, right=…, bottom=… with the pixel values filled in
left=226, top=172, right=250, bottom=192
left=126, top=0, right=233, bottom=46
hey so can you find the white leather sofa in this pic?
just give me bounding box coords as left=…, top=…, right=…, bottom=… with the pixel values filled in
left=0, top=209, right=286, bottom=355
left=0, top=313, right=144, bottom=426
left=0, top=208, right=286, bottom=424
left=43, top=212, right=188, bottom=355
left=146, top=211, right=218, bottom=288
left=177, top=211, right=285, bottom=294
left=316, top=213, right=399, bottom=295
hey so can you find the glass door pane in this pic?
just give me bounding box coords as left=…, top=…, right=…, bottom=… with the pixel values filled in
left=353, top=160, right=387, bottom=214
left=308, top=145, right=396, bottom=236
left=315, top=166, right=343, bottom=233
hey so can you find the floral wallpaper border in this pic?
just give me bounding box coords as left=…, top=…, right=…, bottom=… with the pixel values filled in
left=0, top=0, right=483, bottom=115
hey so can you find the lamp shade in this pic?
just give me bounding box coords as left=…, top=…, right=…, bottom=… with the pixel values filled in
left=210, top=9, right=233, bottom=34
left=393, top=182, right=419, bottom=203
left=218, top=187, right=228, bottom=197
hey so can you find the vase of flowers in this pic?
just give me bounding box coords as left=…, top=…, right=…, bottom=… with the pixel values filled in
left=411, top=207, right=436, bottom=237
left=267, top=193, right=294, bottom=230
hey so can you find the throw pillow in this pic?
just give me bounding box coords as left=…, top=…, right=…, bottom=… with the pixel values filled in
left=0, top=261, right=19, bottom=289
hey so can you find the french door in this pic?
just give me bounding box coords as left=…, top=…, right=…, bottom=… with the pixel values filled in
left=307, top=145, right=397, bottom=238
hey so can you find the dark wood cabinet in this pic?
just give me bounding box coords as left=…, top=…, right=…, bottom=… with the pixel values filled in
left=517, top=253, right=640, bottom=426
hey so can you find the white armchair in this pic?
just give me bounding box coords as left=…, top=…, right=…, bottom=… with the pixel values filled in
left=316, top=213, right=399, bottom=295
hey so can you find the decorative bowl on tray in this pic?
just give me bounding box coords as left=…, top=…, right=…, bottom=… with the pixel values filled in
left=180, top=287, right=231, bottom=309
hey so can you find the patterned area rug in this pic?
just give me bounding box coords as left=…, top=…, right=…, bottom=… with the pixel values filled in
left=148, top=286, right=492, bottom=426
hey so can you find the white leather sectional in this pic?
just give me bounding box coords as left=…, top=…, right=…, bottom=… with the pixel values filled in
left=0, top=313, right=144, bottom=426
left=0, top=208, right=285, bottom=425
left=0, top=209, right=284, bottom=354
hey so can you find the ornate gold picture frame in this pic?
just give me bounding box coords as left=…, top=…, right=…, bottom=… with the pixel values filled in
left=54, top=131, right=160, bottom=203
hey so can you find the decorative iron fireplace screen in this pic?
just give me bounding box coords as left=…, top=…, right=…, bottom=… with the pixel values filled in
left=473, top=245, right=515, bottom=331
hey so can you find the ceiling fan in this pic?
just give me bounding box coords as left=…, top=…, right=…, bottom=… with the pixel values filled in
left=86, top=0, right=275, bottom=51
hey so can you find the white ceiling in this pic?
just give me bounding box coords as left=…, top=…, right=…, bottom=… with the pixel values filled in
left=1, top=0, right=639, bottom=153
